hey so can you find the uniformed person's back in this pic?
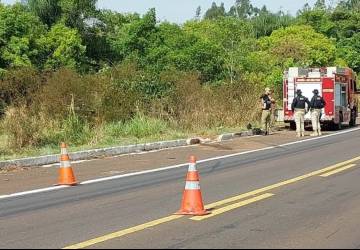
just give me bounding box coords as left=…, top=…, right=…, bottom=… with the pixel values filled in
left=292, top=90, right=311, bottom=137
left=310, top=89, right=326, bottom=136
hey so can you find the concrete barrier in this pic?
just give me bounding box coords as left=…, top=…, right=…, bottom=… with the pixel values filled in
left=0, top=139, right=189, bottom=169
left=217, top=129, right=259, bottom=142
left=0, top=129, right=260, bottom=169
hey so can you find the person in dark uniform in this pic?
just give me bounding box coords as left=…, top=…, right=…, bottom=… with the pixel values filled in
left=292, top=89, right=311, bottom=137
left=260, top=88, right=273, bottom=135
left=310, top=89, right=326, bottom=136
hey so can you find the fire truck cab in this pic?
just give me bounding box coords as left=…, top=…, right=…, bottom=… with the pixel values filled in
left=283, top=67, right=358, bottom=130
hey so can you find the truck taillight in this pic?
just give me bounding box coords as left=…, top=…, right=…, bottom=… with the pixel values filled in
left=285, top=111, right=289, bottom=115
left=329, top=112, right=333, bottom=115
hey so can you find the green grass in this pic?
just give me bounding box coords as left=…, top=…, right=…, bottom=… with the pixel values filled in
left=0, top=114, right=255, bottom=161
left=0, top=115, right=186, bottom=160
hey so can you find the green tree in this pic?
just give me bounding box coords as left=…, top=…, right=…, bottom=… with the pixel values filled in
left=59, top=0, right=97, bottom=28
left=143, top=21, right=224, bottom=82
left=337, top=33, right=360, bottom=72
left=338, top=0, right=360, bottom=10
left=228, top=0, right=253, bottom=19
left=27, top=0, right=97, bottom=28
left=28, top=0, right=61, bottom=26
left=296, top=0, right=359, bottom=73
left=204, top=2, right=226, bottom=20
left=36, top=22, right=86, bottom=69
left=2, top=37, right=33, bottom=67
left=184, top=18, right=256, bottom=82
left=83, top=10, right=139, bottom=70
left=260, top=25, right=338, bottom=67
left=0, top=3, right=46, bottom=68
left=109, top=9, right=157, bottom=61
left=297, top=6, right=335, bottom=37
left=314, top=0, right=326, bottom=10
left=251, top=10, right=294, bottom=38
left=331, top=7, right=359, bottom=39
left=195, top=6, right=201, bottom=20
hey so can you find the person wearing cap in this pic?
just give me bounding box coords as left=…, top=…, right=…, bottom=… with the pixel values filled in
left=310, top=89, right=326, bottom=136
left=260, top=87, right=274, bottom=135
left=291, top=89, right=311, bottom=137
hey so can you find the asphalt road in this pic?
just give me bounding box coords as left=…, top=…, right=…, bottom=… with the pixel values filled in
left=1, top=129, right=360, bottom=249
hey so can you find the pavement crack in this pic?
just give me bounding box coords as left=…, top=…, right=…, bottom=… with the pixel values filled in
left=326, top=228, right=340, bottom=239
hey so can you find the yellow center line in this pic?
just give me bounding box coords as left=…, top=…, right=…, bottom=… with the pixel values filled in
left=63, top=215, right=184, bottom=249
left=204, top=156, right=360, bottom=210
left=63, top=155, right=360, bottom=249
left=191, top=193, right=275, bottom=221
left=320, top=164, right=357, bottom=177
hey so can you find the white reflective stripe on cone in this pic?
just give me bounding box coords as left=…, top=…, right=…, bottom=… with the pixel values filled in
left=188, top=163, right=197, bottom=172
left=61, top=148, right=68, bottom=155
left=185, top=181, right=200, bottom=190
left=61, top=161, right=72, bottom=168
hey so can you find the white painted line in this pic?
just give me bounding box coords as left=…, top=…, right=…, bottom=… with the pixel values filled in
left=41, top=160, right=99, bottom=168
left=1, top=127, right=360, bottom=200
left=80, top=163, right=188, bottom=185
left=278, top=127, right=360, bottom=147
left=0, top=186, right=69, bottom=200
left=193, top=128, right=360, bottom=164
left=42, top=163, right=60, bottom=168
left=80, top=141, right=281, bottom=185
left=35, top=132, right=323, bottom=170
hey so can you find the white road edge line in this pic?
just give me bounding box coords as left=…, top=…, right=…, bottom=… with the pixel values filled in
left=0, top=186, right=70, bottom=200
left=1, top=127, right=359, bottom=201
left=40, top=144, right=199, bottom=168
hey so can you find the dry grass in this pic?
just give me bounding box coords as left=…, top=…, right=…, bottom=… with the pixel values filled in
left=0, top=64, right=263, bottom=155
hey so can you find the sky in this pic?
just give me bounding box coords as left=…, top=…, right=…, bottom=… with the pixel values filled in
left=1, top=0, right=322, bottom=23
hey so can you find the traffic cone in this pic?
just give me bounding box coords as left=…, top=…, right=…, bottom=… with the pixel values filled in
left=175, top=156, right=210, bottom=216
left=57, top=143, right=77, bottom=186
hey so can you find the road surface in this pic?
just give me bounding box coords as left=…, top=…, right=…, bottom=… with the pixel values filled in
left=1, top=129, right=360, bottom=249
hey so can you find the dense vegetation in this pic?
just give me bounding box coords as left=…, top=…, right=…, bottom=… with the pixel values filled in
left=0, top=0, right=359, bottom=156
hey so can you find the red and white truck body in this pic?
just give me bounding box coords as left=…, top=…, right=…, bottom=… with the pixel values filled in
left=283, top=67, right=358, bottom=128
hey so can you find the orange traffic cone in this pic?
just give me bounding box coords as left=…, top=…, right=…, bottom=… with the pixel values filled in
left=175, top=156, right=210, bottom=216
left=57, top=143, right=77, bottom=186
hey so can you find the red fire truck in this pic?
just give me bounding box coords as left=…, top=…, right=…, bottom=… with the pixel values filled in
left=283, top=67, right=358, bottom=130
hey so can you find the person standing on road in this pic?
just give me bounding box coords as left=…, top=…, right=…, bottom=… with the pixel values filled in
left=260, top=88, right=275, bottom=135
left=292, top=89, right=311, bottom=137
left=269, top=89, right=277, bottom=132
left=310, top=89, right=326, bottom=137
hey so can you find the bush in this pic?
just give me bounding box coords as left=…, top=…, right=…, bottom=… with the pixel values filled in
left=2, top=106, right=47, bottom=149
left=0, top=68, right=43, bottom=107
left=0, top=65, right=263, bottom=153
left=156, top=71, right=262, bottom=130
left=33, top=68, right=103, bottom=122
left=1, top=104, right=95, bottom=150
left=100, top=62, right=169, bottom=121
